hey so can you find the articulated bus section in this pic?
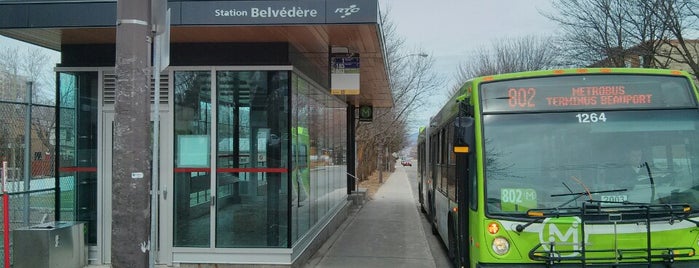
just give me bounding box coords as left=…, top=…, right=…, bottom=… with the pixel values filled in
left=418, top=68, right=699, bottom=267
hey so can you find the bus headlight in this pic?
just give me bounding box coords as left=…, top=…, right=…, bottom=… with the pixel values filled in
left=492, top=237, right=510, bottom=255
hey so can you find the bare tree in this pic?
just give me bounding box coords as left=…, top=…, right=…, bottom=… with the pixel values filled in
left=653, top=0, right=699, bottom=80
left=0, top=46, right=57, bottom=176
left=355, top=6, right=442, bottom=180
left=21, top=48, right=55, bottom=160
left=546, top=0, right=698, bottom=80
left=451, top=35, right=561, bottom=97
left=544, top=0, right=671, bottom=67
left=0, top=47, right=53, bottom=103
left=21, top=47, right=53, bottom=104
left=625, top=0, right=669, bottom=68
left=456, top=48, right=498, bottom=84
left=0, top=47, right=23, bottom=101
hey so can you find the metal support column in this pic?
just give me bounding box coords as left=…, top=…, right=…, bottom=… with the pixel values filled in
left=347, top=104, right=356, bottom=194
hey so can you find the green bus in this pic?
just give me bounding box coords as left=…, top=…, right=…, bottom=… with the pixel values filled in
left=417, top=68, right=699, bottom=267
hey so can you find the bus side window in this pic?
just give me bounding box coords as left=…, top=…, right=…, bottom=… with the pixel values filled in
left=441, top=129, right=448, bottom=193
left=447, top=124, right=456, bottom=201
left=430, top=133, right=439, bottom=191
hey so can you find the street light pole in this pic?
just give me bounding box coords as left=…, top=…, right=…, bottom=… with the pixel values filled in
left=393, top=52, right=429, bottom=64
left=377, top=142, right=383, bottom=183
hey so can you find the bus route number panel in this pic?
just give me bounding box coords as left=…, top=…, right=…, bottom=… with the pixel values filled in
left=500, top=188, right=537, bottom=212
left=480, top=74, right=696, bottom=113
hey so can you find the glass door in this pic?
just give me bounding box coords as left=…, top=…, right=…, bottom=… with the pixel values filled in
left=172, top=69, right=290, bottom=251
left=57, top=71, right=101, bottom=260
left=173, top=71, right=212, bottom=247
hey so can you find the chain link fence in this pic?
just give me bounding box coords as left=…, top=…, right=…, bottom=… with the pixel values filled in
left=0, top=99, right=56, bottom=267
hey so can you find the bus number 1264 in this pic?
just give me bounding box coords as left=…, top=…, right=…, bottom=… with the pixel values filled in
left=576, top=113, right=607, bottom=123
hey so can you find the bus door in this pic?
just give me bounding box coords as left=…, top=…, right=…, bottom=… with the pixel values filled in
left=453, top=116, right=475, bottom=267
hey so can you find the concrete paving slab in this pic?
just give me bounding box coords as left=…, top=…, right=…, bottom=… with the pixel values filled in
left=307, top=167, right=436, bottom=267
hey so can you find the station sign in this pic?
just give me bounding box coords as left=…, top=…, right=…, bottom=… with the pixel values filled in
left=358, top=106, right=373, bottom=121
left=181, top=0, right=378, bottom=25
left=330, top=53, right=360, bottom=95
left=0, top=0, right=379, bottom=28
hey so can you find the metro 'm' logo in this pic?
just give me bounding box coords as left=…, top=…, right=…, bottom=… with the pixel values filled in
left=538, top=217, right=587, bottom=257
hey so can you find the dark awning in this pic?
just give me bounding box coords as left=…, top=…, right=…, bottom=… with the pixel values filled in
left=0, top=0, right=392, bottom=107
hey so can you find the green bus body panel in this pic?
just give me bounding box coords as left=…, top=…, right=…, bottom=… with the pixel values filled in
left=475, top=217, right=699, bottom=264
left=431, top=68, right=699, bottom=267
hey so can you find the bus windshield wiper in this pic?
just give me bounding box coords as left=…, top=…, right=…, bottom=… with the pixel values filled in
left=552, top=188, right=627, bottom=199
left=515, top=188, right=628, bottom=233
left=641, top=161, right=656, bottom=202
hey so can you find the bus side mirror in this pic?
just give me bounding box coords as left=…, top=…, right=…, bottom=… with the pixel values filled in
left=453, top=117, right=475, bottom=154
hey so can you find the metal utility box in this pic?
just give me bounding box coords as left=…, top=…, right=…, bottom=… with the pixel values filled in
left=13, top=221, right=87, bottom=268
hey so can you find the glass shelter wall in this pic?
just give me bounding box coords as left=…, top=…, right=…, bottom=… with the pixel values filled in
left=214, top=71, right=289, bottom=248
left=290, top=73, right=347, bottom=245
left=173, top=69, right=348, bottom=250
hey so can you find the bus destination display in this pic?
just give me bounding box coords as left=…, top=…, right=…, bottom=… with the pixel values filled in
left=508, top=85, right=653, bottom=108
left=481, top=74, right=695, bottom=113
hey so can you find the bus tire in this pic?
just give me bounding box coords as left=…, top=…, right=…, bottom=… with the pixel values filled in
left=419, top=184, right=426, bottom=213
left=428, top=194, right=438, bottom=235
left=430, top=215, right=438, bottom=235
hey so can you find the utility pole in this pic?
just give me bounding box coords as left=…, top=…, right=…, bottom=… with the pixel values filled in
left=113, top=0, right=152, bottom=266
left=378, top=142, right=383, bottom=183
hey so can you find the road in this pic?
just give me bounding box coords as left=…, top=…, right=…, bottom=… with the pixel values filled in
left=403, top=165, right=452, bottom=267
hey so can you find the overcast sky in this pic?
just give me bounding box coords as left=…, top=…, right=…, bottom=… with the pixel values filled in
left=378, top=0, right=559, bottom=130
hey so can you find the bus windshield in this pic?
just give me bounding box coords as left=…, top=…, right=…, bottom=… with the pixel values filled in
left=483, top=109, right=699, bottom=217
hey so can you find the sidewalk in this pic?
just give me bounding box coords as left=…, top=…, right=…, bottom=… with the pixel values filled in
left=306, top=166, right=436, bottom=267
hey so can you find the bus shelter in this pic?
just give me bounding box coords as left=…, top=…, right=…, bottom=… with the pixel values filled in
left=0, top=0, right=390, bottom=265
